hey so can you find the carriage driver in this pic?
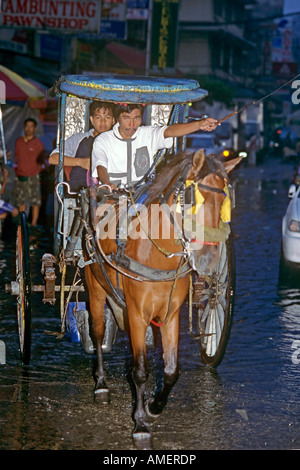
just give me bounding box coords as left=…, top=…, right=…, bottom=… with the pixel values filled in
left=91, top=103, right=219, bottom=189
left=49, top=101, right=115, bottom=191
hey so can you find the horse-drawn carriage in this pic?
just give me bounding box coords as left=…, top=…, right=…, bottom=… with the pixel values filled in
left=5, top=74, right=241, bottom=442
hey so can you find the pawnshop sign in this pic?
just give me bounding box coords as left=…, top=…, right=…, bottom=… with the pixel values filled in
left=0, top=0, right=101, bottom=32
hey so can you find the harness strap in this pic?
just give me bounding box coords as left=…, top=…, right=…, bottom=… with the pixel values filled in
left=151, top=256, right=187, bottom=327
left=109, top=252, right=191, bottom=281
left=158, top=193, right=183, bottom=243
left=87, top=188, right=192, bottom=282
left=196, top=182, right=225, bottom=194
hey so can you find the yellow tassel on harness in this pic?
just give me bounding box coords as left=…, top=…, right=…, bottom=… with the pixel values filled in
left=220, top=185, right=231, bottom=223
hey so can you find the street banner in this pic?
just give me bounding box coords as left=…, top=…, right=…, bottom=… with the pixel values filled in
left=0, top=0, right=101, bottom=32
left=150, top=0, right=179, bottom=71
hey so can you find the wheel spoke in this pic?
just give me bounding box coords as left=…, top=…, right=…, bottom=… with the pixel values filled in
left=218, top=243, right=228, bottom=283
left=205, top=308, right=216, bottom=356
left=16, top=213, right=31, bottom=364
left=218, top=293, right=227, bottom=313
left=196, top=232, right=235, bottom=367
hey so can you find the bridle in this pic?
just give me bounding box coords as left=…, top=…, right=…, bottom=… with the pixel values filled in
left=158, top=154, right=230, bottom=251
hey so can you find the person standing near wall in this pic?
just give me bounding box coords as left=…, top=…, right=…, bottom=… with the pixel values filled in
left=14, top=118, right=44, bottom=227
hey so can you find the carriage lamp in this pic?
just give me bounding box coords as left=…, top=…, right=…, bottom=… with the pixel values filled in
left=288, top=219, right=300, bottom=232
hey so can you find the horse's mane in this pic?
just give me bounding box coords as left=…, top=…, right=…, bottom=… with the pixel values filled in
left=143, top=151, right=192, bottom=205
left=144, top=150, right=216, bottom=206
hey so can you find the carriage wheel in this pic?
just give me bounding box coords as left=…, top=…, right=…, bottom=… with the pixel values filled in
left=196, top=231, right=235, bottom=367
left=16, top=212, right=32, bottom=365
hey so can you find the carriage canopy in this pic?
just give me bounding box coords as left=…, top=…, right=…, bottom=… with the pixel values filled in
left=57, top=74, right=208, bottom=104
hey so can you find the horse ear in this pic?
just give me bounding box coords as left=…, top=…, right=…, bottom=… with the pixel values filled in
left=223, top=156, right=243, bottom=174
left=192, top=149, right=206, bottom=171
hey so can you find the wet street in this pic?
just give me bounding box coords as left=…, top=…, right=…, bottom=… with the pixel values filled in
left=1, top=155, right=300, bottom=452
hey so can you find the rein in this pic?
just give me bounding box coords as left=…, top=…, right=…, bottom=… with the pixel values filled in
left=88, top=187, right=192, bottom=283
left=85, top=155, right=231, bottom=318
left=128, top=188, right=177, bottom=258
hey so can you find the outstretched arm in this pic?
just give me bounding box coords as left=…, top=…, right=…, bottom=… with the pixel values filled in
left=49, top=152, right=90, bottom=170
left=164, top=117, right=219, bottom=138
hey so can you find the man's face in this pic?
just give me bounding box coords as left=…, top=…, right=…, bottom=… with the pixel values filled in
left=118, top=108, right=143, bottom=139
left=90, top=107, right=115, bottom=135
left=24, top=121, right=36, bottom=138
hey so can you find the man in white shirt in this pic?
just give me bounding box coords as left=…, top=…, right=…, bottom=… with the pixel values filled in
left=49, top=101, right=115, bottom=191
left=91, top=103, right=219, bottom=189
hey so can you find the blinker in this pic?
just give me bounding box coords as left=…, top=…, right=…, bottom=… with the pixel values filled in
left=177, top=180, right=231, bottom=223
left=176, top=180, right=204, bottom=215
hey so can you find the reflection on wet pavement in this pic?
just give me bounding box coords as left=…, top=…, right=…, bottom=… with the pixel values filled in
left=1, top=158, right=300, bottom=450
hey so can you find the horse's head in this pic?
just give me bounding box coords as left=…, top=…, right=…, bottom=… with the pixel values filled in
left=181, top=149, right=242, bottom=274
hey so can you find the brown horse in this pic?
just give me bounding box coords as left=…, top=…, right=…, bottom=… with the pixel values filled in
left=84, top=149, right=241, bottom=442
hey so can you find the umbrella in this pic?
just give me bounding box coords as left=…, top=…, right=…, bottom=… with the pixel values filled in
left=0, top=65, right=45, bottom=104
left=26, top=78, right=54, bottom=109
left=0, top=65, right=46, bottom=163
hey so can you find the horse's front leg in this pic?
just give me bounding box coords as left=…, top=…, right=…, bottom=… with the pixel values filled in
left=147, top=310, right=180, bottom=417
left=129, top=314, right=150, bottom=440
left=85, top=265, right=109, bottom=401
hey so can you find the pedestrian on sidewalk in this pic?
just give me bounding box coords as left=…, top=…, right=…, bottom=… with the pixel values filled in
left=14, top=118, right=44, bottom=226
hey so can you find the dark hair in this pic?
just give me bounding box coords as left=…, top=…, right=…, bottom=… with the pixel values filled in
left=89, top=101, right=115, bottom=117
left=24, top=118, right=37, bottom=127
left=114, top=103, right=144, bottom=121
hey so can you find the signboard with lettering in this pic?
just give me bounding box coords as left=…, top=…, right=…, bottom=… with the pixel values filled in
left=126, top=0, right=148, bottom=19
left=150, top=0, right=179, bottom=71
left=0, top=0, right=101, bottom=32
left=101, top=0, right=127, bottom=39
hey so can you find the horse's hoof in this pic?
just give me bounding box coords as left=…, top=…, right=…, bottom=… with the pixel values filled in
left=94, top=388, right=110, bottom=404
left=132, top=430, right=152, bottom=450
left=145, top=398, right=161, bottom=419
